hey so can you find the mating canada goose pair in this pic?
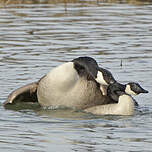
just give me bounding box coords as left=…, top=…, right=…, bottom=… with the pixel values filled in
left=4, top=57, right=148, bottom=115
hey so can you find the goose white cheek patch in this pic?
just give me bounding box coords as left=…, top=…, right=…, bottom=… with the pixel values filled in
left=100, top=85, right=107, bottom=95
left=95, top=71, right=108, bottom=85
left=125, top=85, right=137, bottom=95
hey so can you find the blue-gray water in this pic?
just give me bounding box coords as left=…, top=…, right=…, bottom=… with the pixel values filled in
left=0, top=1, right=152, bottom=151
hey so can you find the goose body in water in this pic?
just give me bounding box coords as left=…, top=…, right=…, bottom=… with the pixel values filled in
left=84, top=83, right=136, bottom=116
left=84, top=92, right=135, bottom=116
left=3, top=56, right=148, bottom=111
left=84, top=82, right=148, bottom=115
left=37, top=57, right=117, bottom=109
left=4, top=57, right=117, bottom=109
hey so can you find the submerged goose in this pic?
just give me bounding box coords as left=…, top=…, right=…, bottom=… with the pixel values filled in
left=84, top=85, right=135, bottom=116
left=84, top=82, right=148, bottom=115
left=84, top=91, right=135, bottom=116
left=4, top=57, right=117, bottom=109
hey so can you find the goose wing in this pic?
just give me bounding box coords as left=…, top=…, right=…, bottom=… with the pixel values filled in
left=3, top=82, right=38, bottom=106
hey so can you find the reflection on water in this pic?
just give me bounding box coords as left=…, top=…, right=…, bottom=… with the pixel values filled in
left=0, top=0, right=152, bottom=151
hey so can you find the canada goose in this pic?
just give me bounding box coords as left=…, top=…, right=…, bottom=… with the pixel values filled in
left=37, top=57, right=117, bottom=109
left=84, top=84, right=136, bottom=116
left=4, top=57, right=116, bottom=109
left=84, top=92, right=135, bottom=116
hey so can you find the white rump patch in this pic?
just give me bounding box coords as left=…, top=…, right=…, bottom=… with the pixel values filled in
left=95, top=71, right=108, bottom=85
left=125, top=85, right=137, bottom=95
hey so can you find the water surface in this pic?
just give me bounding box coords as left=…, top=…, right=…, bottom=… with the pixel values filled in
left=0, top=0, right=152, bottom=151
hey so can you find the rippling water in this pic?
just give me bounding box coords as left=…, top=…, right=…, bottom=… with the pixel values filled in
left=0, top=0, right=152, bottom=151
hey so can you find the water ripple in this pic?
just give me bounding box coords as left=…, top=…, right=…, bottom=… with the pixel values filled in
left=0, top=1, right=152, bottom=151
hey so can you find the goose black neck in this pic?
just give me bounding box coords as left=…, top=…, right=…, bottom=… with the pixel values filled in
left=107, top=82, right=126, bottom=102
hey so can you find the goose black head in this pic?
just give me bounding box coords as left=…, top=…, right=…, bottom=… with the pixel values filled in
left=97, top=67, right=116, bottom=85
left=73, top=57, right=118, bottom=86
left=72, top=56, right=98, bottom=80
left=107, top=82, right=148, bottom=105
left=125, top=82, right=148, bottom=95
